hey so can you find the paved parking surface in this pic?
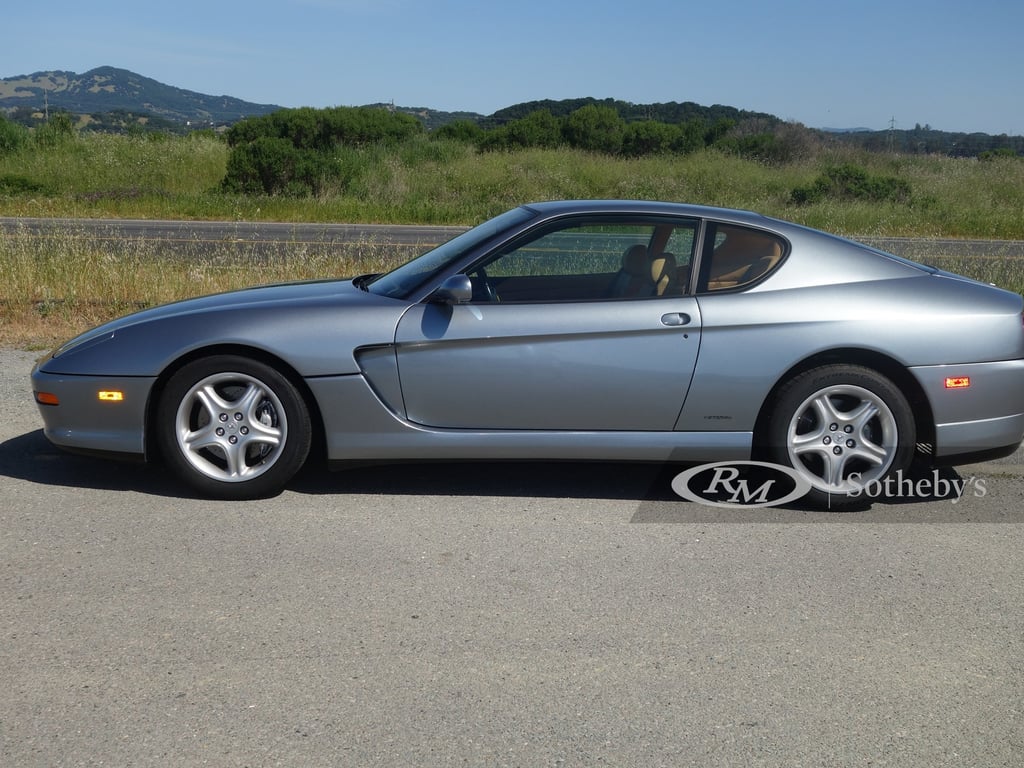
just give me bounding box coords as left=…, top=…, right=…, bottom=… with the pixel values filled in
left=2, top=349, right=1022, bottom=766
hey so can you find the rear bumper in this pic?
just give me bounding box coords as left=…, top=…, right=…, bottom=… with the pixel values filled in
left=910, top=359, right=1024, bottom=459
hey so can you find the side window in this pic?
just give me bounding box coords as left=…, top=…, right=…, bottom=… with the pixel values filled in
left=699, top=224, right=786, bottom=292
left=470, top=218, right=698, bottom=303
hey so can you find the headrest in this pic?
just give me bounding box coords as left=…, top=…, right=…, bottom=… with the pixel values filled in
left=621, top=244, right=649, bottom=276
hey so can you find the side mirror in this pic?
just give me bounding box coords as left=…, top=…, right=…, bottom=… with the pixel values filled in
left=429, top=274, right=473, bottom=304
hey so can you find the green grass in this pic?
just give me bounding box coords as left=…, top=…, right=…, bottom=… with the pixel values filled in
left=2, top=131, right=1023, bottom=348
left=2, top=132, right=1023, bottom=236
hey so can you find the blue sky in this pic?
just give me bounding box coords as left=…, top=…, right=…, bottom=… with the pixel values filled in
left=4, top=0, right=1022, bottom=135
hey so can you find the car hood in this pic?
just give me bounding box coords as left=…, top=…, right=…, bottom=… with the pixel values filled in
left=42, top=277, right=411, bottom=378
left=52, top=279, right=376, bottom=355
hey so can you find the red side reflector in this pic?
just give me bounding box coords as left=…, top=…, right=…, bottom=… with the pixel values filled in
left=944, top=376, right=971, bottom=389
left=35, top=391, right=60, bottom=406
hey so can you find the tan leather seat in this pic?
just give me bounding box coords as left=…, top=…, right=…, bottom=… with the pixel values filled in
left=707, top=227, right=784, bottom=290
left=650, top=252, right=678, bottom=296
left=610, top=244, right=652, bottom=297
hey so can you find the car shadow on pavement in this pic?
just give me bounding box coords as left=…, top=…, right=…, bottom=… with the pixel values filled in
left=0, top=428, right=682, bottom=501
left=0, top=429, right=185, bottom=497
left=2, top=429, right=984, bottom=519
left=292, top=459, right=683, bottom=501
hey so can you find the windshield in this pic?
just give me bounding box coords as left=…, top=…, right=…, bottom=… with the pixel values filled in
left=366, top=206, right=536, bottom=299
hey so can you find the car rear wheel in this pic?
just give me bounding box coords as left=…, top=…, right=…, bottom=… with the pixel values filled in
left=766, top=364, right=915, bottom=509
left=157, top=356, right=311, bottom=500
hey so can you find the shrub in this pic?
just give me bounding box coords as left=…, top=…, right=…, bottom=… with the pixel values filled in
left=716, top=132, right=782, bottom=162
left=221, top=136, right=330, bottom=196
left=672, top=119, right=711, bottom=155
left=0, top=174, right=50, bottom=195
left=979, top=148, right=1020, bottom=161
left=33, top=112, right=77, bottom=149
left=0, top=115, right=29, bottom=154
left=433, top=120, right=484, bottom=144
left=225, top=106, right=422, bottom=151
left=480, top=109, right=564, bottom=151
left=223, top=106, right=423, bottom=195
left=621, top=121, right=680, bottom=157
left=791, top=163, right=912, bottom=204
left=715, top=120, right=820, bottom=164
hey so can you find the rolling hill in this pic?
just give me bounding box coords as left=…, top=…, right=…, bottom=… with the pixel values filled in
left=0, top=66, right=281, bottom=124
left=2, top=66, right=1019, bottom=157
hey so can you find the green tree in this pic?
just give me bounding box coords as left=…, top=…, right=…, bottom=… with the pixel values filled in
left=672, top=119, right=710, bottom=154
left=563, top=104, right=624, bottom=154
left=432, top=120, right=484, bottom=143
left=480, top=110, right=564, bottom=151
left=226, top=106, right=422, bottom=151
left=621, top=121, right=680, bottom=156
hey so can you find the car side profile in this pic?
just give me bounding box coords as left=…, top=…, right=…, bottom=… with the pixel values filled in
left=31, top=200, right=1024, bottom=508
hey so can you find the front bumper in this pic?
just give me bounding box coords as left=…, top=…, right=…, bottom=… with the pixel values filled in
left=31, top=366, right=156, bottom=458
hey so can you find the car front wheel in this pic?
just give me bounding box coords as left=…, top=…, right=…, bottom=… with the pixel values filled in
left=766, top=364, right=916, bottom=509
left=156, top=356, right=311, bottom=499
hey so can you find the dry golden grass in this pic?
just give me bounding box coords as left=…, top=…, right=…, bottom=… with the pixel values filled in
left=0, top=225, right=407, bottom=349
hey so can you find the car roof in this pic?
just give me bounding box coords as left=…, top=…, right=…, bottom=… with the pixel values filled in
left=521, top=199, right=779, bottom=228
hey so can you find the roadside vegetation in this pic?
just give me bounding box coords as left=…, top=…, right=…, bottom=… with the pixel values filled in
left=2, top=107, right=1023, bottom=348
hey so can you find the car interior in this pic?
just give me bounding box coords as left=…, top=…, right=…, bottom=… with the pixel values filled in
left=467, top=219, right=785, bottom=303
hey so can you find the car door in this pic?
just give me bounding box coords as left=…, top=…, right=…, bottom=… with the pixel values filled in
left=393, top=217, right=703, bottom=431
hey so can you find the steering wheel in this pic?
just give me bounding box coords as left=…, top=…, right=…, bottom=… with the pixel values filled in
left=472, top=267, right=500, bottom=303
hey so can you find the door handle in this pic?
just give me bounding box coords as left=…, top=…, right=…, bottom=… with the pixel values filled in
left=660, top=312, right=691, bottom=327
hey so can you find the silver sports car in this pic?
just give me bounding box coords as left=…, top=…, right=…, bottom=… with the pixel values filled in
left=31, top=200, right=1024, bottom=507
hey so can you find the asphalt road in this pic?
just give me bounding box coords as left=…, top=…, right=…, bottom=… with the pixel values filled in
left=3, top=216, right=1024, bottom=262
left=0, top=217, right=468, bottom=261
left=2, top=350, right=1023, bottom=766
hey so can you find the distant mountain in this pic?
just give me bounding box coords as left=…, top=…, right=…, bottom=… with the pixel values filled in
left=3, top=67, right=1018, bottom=156
left=1, top=67, right=782, bottom=133
left=0, top=66, right=281, bottom=124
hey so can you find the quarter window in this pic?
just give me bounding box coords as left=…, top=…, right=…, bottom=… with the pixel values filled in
left=699, top=224, right=786, bottom=292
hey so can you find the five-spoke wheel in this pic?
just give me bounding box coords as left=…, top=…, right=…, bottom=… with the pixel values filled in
left=157, top=356, right=311, bottom=499
left=766, top=365, right=915, bottom=508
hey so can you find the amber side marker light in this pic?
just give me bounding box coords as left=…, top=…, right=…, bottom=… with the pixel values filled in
left=34, top=392, right=60, bottom=406
left=944, top=377, right=971, bottom=389
left=98, top=390, right=125, bottom=402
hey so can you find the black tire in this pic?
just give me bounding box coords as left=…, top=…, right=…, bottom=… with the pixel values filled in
left=765, top=364, right=916, bottom=509
left=156, top=355, right=311, bottom=500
